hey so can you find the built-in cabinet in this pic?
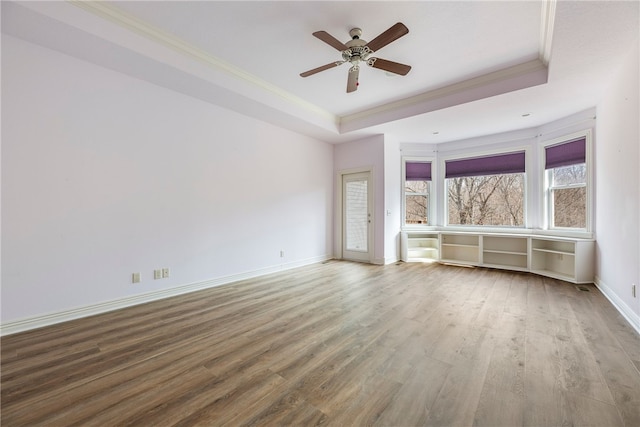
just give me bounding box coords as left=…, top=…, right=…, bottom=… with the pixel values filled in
left=400, top=232, right=439, bottom=262
left=530, top=237, right=594, bottom=283
left=401, top=231, right=595, bottom=284
left=441, top=233, right=479, bottom=264
left=482, top=235, right=529, bottom=271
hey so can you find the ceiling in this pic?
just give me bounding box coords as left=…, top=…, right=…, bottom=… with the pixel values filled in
left=2, top=1, right=639, bottom=144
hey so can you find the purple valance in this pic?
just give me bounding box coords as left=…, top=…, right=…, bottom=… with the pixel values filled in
left=545, top=137, right=586, bottom=169
left=406, top=162, right=431, bottom=181
left=445, top=151, right=525, bottom=179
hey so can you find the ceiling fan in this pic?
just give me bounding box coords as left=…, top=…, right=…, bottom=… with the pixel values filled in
left=300, top=22, right=411, bottom=93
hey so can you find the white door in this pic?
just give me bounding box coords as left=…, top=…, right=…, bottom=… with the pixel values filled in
left=342, top=172, right=372, bottom=262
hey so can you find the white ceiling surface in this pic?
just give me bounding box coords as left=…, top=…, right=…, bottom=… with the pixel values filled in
left=2, top=1, right=639, bottom=144
left=112, top=1, right=542, bottom=116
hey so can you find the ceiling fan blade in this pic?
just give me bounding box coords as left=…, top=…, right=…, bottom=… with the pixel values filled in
left=365, top=22, right=409, bottom=53
left=300, top=61, right=344, bottom=77
left=313, top=31, right=349, bottom=51
left=347, top=66, right=359, bottom=93
left=367, top=57, right=411, bottom=76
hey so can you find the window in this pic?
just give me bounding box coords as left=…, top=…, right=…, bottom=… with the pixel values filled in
left=544, top=137, right=587, bottom=229
left=446, top=151, right=526, bottom=227
left=404, top=161, right=431, bottom=225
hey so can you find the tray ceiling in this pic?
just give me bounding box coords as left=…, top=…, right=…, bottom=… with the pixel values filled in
left=2, top=1, right=638, bottom=143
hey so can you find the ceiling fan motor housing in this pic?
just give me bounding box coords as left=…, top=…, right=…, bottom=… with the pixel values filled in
left=343, top=29, right=370, bottom=65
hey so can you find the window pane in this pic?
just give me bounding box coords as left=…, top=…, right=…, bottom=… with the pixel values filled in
left=447, top=173, right=524, bottom=226
left=406, top=180, right=428, bottom=193
left=553, top=187, right=586, bottom=228
left=552, top=164, right=586, bottom=186
left=406, top=195, right=428, bottom=224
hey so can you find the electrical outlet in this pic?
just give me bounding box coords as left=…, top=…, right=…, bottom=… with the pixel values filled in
left=162, top=267, right=170, bottom=278
left=132, top=272, right=141, bottom=283
left=154, top=269, right=162, bottom=280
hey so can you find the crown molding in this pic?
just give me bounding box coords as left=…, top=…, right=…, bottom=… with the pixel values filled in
left=67, top=0, right=337, bottom=124
left=540, top=0, right=557, bottom=65
left=340, top=59, right=548, bottom=132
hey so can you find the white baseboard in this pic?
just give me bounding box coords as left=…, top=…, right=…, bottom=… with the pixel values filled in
left=594, top=275, right=640, bottom=336
left=0, top=255, right=332, bottom=336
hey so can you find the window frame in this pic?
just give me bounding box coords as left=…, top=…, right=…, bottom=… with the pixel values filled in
left=442, top=147, right=530, bottom=230
left=402, top=157, right=434, bottom=228
left=541, top=130, right=593, bottom=233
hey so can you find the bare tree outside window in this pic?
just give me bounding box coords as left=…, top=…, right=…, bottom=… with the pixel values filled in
left=447, top=173, right=525, bottom=226
left=550, top=164, right=586, bottom=228
left=405, top=180, right=429, bottom=224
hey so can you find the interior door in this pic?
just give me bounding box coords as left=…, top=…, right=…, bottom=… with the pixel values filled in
left=342, top=172, right=372, bottom=262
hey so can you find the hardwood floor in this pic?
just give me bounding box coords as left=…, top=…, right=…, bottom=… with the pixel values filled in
left=2, top=261, right=640, bottom=426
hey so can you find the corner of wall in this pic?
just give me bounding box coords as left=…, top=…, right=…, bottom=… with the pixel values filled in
left=594, top=38, right=640, bottom=323
left=595, top=276, right=640, bottom=336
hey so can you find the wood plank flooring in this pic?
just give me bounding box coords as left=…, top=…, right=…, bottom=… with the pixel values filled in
left=2, top=261, right=640, bottom=426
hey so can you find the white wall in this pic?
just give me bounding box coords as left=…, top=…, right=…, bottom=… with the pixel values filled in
left=595, top=40, right=640, bottom=326
left=332, top=134, right=402, bottom=265
left=334, top=134, right=386, bottom=264
left=1, top=36, right=334, bottom=325
left=383, top=135, right=401, bottom=263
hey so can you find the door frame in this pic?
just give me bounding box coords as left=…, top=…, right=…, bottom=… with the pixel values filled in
left=336, top=167, right=374, bottom=263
